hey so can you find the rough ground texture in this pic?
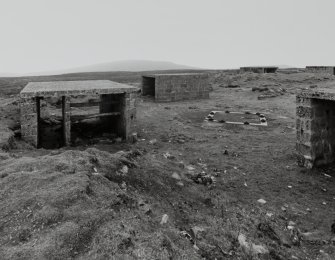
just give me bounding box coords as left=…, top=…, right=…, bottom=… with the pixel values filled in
left=0, top=70, right=335, bottom=259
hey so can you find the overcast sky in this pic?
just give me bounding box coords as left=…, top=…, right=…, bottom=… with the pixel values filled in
left=0, top=0, right=334, bottom=73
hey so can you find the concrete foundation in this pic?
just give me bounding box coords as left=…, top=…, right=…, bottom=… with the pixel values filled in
left=296, top=88, right=335, bottom=168
left=20, top=80, right=139, bottom=147
left=240, top=67, right=278, bottom=73
left=141, top=73, right=209, bottom=102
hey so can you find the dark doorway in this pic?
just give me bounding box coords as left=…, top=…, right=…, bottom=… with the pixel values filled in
left=37, top=94, right=125, bottom=149
left=142, top=76, right=155, bottom=96
left=264, top=68, right=277, bottom=73
left=38, top=97, right=64, bottom=149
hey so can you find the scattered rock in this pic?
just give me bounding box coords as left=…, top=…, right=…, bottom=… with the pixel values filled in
left=120, top=165, right=129, bottom=175
left=120, top=181, right=127, bottom=190
left=163, top=152, right=175, bottom=160
left=186, top=165, right=195, bottom=172
left=238, top=233, right=269, bottom=255
left=191, top=172, right=215, bottom=185
left=171, top=172, right=181, bottom=180
left=149, top=139, right=157, bottom=145
left=257, top=199, right=267, bottom=205
left=176, top=181, right=184, bottom=187
left=160, top=214, right=169, bottom=225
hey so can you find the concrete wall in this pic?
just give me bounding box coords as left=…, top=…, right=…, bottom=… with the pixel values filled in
left=20, top=97, right=40, bottom=147
left=143, top=74, right=209, bottom=102
left=240, top=67, right=265, bottom=73
left=306, top=67, right=335, bottom=75
left=240, top=67, right=278, bottom=73
left=296, top=96, right=335, bottom=168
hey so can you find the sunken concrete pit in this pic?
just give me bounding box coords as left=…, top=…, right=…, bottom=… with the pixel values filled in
left=240, top=66, right=278, bottom=73
left=20, top=80, right=139, bottom=148
left=141, top=73, right=209, bottom=102
left=296, top=88, right=335, bottom=168
left=305, top=66, right=335, bottom=75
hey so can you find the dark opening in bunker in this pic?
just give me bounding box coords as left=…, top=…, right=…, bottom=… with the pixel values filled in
left=309, top=99, right=335, bottom=166
left=264, top=68, right=277, bottom=73
left=38, top=96, right=64, bottom=149
left=142, top=76, right=155, bottom=97
left=37, top=94, right=126, bottom=149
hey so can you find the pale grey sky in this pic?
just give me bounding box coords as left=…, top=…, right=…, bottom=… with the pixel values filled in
left=0, top=0, right=334, bottom=73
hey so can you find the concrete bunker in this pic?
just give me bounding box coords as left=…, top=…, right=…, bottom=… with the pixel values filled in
left=141, top=73, right=209, bottom=102
left=296, top=88, right=335, bottom=168
left=240, top=67, right=278, bottom=74
left=305, top=66, right=335, bottom=75
left=20, top=80, right=138, bottom=148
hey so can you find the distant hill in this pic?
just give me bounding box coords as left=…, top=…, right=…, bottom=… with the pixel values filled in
left=27, top=60, right=201, bottom=76
left=0, top=72, right=21, bottom=77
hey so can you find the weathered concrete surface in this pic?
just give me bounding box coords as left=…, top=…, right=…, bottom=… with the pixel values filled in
left=240, top=67, right=278, bottom=73
left=141, top=73, right=209, bottom=102
left=0, top=126, right=14, bottom=150
left=21, top=80, right=139, bottom=98
left=296, top=87, right=335, bottom=167
left=306, top=66, right=335, bottom=75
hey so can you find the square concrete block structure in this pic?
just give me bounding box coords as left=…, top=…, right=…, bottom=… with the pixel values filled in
left=20, top=80, right=138, bottom=147
left=141, top=73, right=209, bottom=102
left=240, top=66, right=278, bottom=73
left=296, top=87, right=335, bottom=168
left=306, top=66, right=335, bottom=75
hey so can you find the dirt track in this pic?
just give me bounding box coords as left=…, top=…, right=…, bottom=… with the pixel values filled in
left=0, top=70, right=335, bottom=259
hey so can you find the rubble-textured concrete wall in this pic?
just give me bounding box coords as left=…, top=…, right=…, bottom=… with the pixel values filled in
left=20, top=97, right=40, bottom=147
left=117, top=93, right=137, bottom=140
left=296, top=96, right=335, bottom=168
left=306, top=66, right=335, bottom=75
left=62, top=96, right=71, bottom=146
left=240, top=67, right=265, bottom=73
left=240, top=67, right=278, bottom=73
left=145, top=74, right=209, bottom=102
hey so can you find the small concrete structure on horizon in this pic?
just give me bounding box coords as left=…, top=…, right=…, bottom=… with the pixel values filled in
left=141, top=73, right=209, bottom=102
left=305, top=66, right=335, bottom=75
left=20, top=80, right=138, bottom=147
left=240, top=66, right=278, bottom=73
left=296, top=86, right=335, bottom=168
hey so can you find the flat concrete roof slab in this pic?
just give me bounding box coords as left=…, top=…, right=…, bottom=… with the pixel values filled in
left=142, top=73, right=208, bottom=78
left=298, top=87, right=335, bottom=101
left=20, top=80, right=139, bottom=98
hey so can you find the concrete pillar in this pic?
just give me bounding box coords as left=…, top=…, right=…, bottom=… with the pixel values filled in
left=20, top=97, right=40, bottom=147
left=117, top=93, right=136, bottom=140
left=62, top=96, right=71, bottom=146
left=296, top=96, right=313, bottom=168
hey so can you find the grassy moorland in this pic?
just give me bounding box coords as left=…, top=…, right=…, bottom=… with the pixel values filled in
left=0, top=69, right=335, bottom=259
